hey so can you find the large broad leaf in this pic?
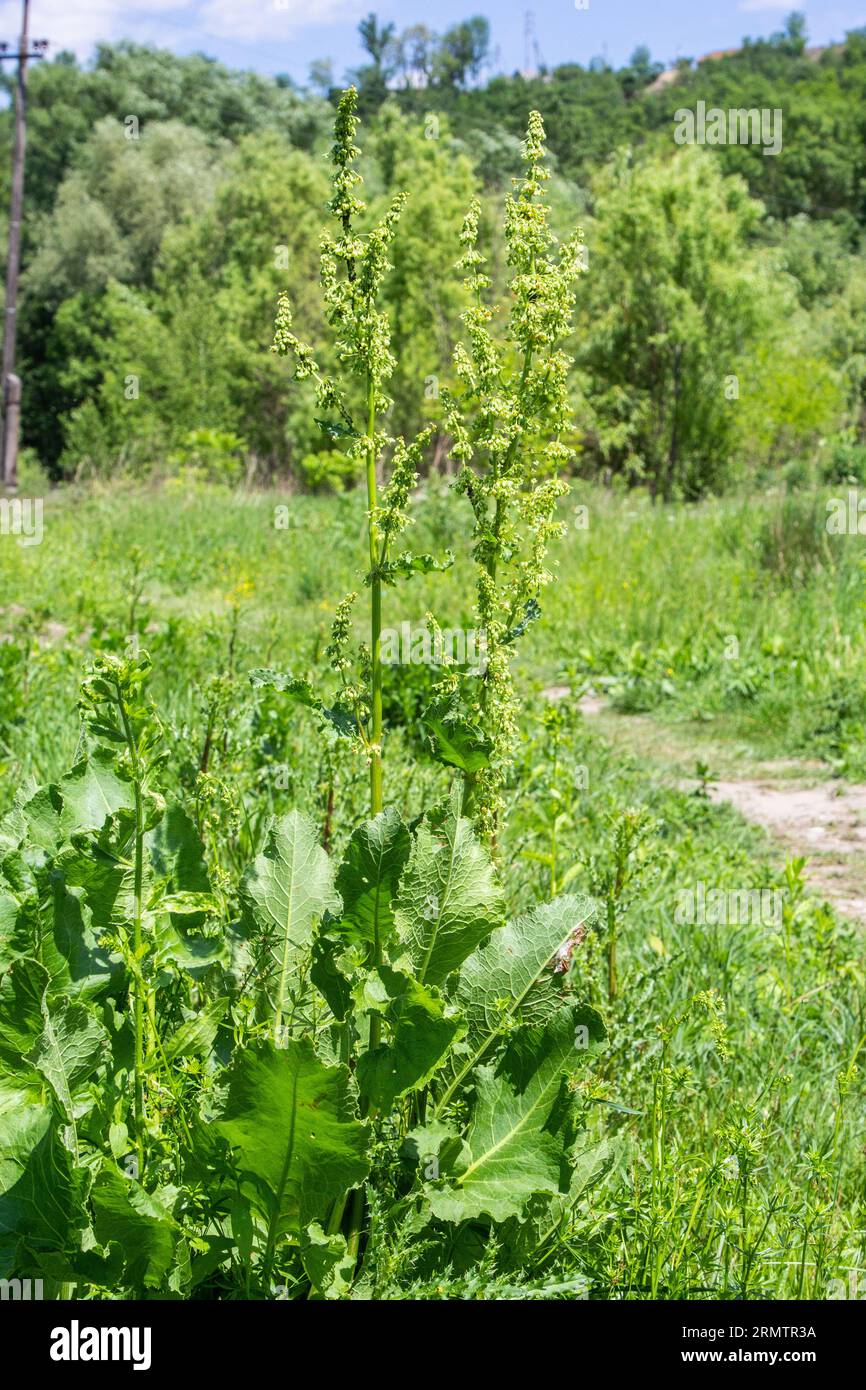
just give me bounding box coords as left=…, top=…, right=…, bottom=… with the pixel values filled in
left=153, top=915, right=227, bottom=976
left=145, top=801, right=210, bottom=895
left=480, top=1138, right=613, bottom=1275
left=429, top=1004, right=606, bottom=1224
left=0, top=890, right=21, bottom=972
left=162, top=997, right=229, bottom=1063
left=58, top=750, right=134, bottom=839
left=0, top=801, right=29, bottom=857
left=0, top=874, right=121, bottom=1001
left=0, top=957, right=46, bottom=1068
left=447, top=895, right=597, bottom=1097
left=332, top=808, right=410, bottom=950
left=0, top=1103, right=81, bottom=1276
left=0, top=957, right=109, bottom=1153
left=215, top=1040, right=369, bottom=1244
left=56, top=834, right=138, bottom=936
left=29, top=992, right=109, bottom=1132
left=394, top=807, right=504, bottom=987
left=241, top=810, right=340, bottom=1018
left=46, top=881, right=122, bottom=1000
left=9, top=785, right=63, bottom=852
left=90, top=1167, right=179, bottom=1290
left=300, top=1222, right=356, bottom=1300
left=355, top=965, right=463, bottom=1110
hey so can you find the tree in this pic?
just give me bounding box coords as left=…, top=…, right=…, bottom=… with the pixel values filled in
left=394, top=24, right=435, bottom=89
left=433, top=17, right=491, bottom=89
left=308, top=59, right=334, bottom=96
left=778, top=12, right=808, bottom=56
left=359, top=13, right=397, bottom=72
left=53, top=136, right=331, bottom=479
left=18, top=118, right=223, bottom=468
left=574, top=149, right=781, bottom=499
left=353, top=13, right=398, bottom=107
left=620, top=45, right=663, bottom=100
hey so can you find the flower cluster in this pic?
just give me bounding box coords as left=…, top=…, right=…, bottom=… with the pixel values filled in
left=444, top=112, right=586, bottom=836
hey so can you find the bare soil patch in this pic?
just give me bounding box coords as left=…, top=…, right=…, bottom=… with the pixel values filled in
left=547, top=687, right=866, bottom=922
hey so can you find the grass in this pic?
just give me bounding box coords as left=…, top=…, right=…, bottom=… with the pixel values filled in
left=548, top=485, right=866, bottom=777
left=2, top=476, right=865, bottom=1298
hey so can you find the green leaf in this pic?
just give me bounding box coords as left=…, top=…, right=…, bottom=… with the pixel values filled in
left=394, top=806, right=504, bottom=987
left=0, top=957, right=47, bottom=1069
left=48, top=880, right=123, bottom=999
left=429, top=1005, right=606, bottom=1224
left=403, top=1120, right=464, bottom=1178
left=0, top=1104, right=81, bottom=1275
left=57, top=835, right=138, bottom=936
left=356, top=965, right=463, bottom=1110
left=314, top=417, right=359, bottom=440
left=90, top=1167, right=179, bottom=1290
left=332, top=808, right=410, bottom=949
left=300, top=1221, right=356, bottom=1300
left=10, top=785, right=63, bottom=851
left=58, top=749, right=134, bottom=839
left=451, top=895, right=597, bottom=1089
left=6, top=878, right=122, bottom=1002
left=424, top=698, right=492, bottom=774
left=215, top=1040, right=369, bottom=1243
left=503, top=598, right=542, bottom=645
left=146, top=801, right=211, bottom=895
left=158, top=892, right=220, bottom=916
left=153, top=917, right=227, bottom=975
left=29, top=993, right=109, bottom=1127
left=374, top=551, right=455, bottom=586
left=0, top=888, right=19, bottom=954
left=310, top=935, right=355, bottom=1022
left=249, top=670, right=356, bottom=739
left=163, top=997, right=229, bottom=1063
left=241, top=810, right=340, bottom=1018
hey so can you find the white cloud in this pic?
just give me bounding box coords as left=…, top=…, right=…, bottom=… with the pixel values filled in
left=199, top=0, right=359, bottom=42
left=0, top=1, right=181, bottom=56
left=737, top=0, right=800, bottom=11
left=0, top=0, right=360, bottom=60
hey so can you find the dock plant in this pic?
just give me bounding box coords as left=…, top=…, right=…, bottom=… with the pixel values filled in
left=0, top=91, right=605, bottom=1300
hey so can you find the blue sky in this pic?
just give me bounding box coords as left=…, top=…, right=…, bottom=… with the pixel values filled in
left=0, top=1, right=860, bottom=83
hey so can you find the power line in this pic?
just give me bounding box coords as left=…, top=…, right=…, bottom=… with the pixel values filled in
left=522, top=11, right=544, bottom=80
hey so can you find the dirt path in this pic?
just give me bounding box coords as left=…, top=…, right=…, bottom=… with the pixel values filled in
left=545, top=687, right=866, bottom=922
left=704, top=780, right=866, bottom=921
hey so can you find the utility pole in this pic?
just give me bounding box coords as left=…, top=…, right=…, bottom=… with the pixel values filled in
left=521, top=11, right=544, bottom=82
left=0, top=2, right=47, bottom=491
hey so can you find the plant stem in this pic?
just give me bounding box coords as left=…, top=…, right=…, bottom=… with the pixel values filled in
left=364, top=373, right=383, bottom=821
left=607, top=896, right=618, bottom=1002
left=118, top=691, right=146, bottom=1176
left=550, top=721, right=560, bottom=896
left=342, top=372, right=384, bottom=1270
